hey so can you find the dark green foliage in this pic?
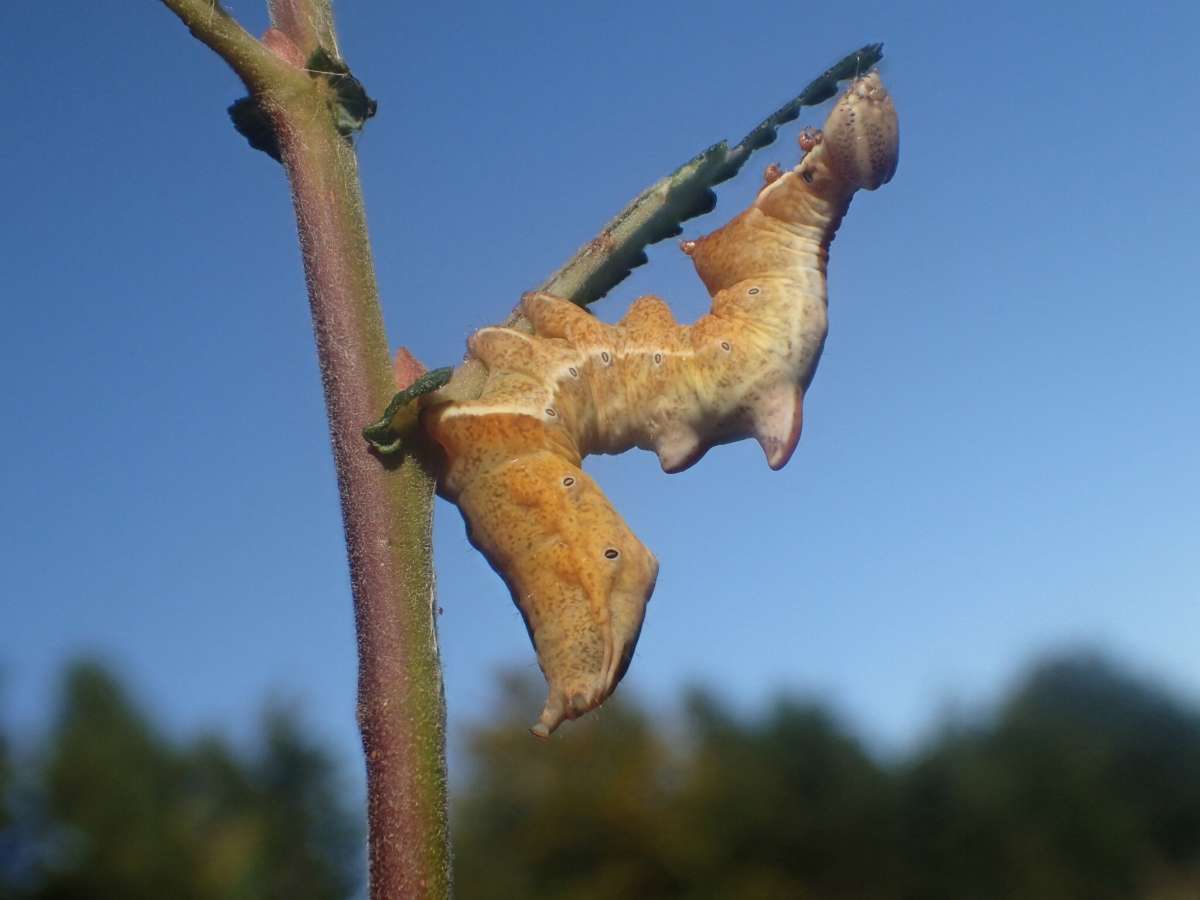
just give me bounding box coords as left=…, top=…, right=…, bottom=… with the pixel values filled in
left=249, top=707, right=363, bottom=899
left=5, top=652, right=1197, bottom=897
left=453, top=674, right=681, bottom=900
left=0, top=727, right=9, bottom=831
left=674, top=692, right=900, bottom=899
left=890, top=656, right=1200, bottom=900
left=0, top=661, right=360, bottom=900
left=455, top=653, right=1200, bottom=900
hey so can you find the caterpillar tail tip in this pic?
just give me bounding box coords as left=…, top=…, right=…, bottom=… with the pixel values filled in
left=530, top=694, right=568, bottom=739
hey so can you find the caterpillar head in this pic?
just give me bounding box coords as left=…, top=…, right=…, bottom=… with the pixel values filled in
left=682, top=71, right=898, bottom=296
left=820, top=71, right=899, bottom=192
left=452, top=451, right=658, bottom=738
left=525, top=472, right=660, bottom=738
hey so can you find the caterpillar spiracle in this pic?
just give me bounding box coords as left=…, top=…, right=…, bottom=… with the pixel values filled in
left=427, top=72, right=899, bottom=737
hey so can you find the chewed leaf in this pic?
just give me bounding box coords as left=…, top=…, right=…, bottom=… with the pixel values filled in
left=538, top=43, right=884, bottom=309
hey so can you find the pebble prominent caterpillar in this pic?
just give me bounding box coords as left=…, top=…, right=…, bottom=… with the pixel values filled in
left=426, top=72, right=899, bottom=737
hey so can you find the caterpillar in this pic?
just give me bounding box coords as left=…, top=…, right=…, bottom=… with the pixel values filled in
left=426, top=72, right=899, bottom=737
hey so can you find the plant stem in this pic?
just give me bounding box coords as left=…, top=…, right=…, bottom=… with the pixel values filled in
left=276, top=99, right=450, bottom=900
left=158, top=0, right=300, bottom=92
left=157, top=1, right=451, bottom=896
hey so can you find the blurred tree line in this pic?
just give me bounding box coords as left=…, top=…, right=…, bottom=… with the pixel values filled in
left=455, top=654, right=1200, bottom=900
left=0, top=662, right=361, bottom=899
left=1, top=651, right=1198, bottom=898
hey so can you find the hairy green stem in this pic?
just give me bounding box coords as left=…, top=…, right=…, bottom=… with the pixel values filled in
left=158, top=0, right=302, bottom=92
left=157, top=1, right=451, bottom=897
left=274, top=98, right=451, bottom=900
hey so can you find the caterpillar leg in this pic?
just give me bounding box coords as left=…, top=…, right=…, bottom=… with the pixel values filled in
left=797, top=127, right=822, bottom=153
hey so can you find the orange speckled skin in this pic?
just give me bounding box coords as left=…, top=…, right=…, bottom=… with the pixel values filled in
left=426, top=73, right=899, bottom=736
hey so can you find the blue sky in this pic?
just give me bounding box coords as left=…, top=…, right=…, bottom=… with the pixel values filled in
left=3, top=0, right=1198, bottom=783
